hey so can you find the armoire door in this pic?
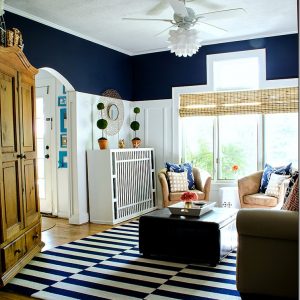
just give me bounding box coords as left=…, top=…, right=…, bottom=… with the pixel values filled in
left=0, top=68, right=24, bottom=242
left=19, top=73, right=40, bottom=227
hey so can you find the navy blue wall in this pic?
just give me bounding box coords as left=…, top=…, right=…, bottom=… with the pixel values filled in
left=5, top=12, right=298, bottom=101
left=5, top=11, right=133, bottom=99
left=132, top=34, right=299, bottom=100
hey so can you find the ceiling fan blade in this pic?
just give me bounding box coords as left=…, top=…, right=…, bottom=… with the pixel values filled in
left=168, top=0, right=188, bottom=17
left=195, top=21, right=227, bottom=35
left=198, top=21, right=228, bottom=32
left=147, top=0, right=169, bottom=15
left=155, top=24, right=176, bottom=37
left=196, top=8, right=246, bottom=20
left=123, top=17, right=173, bottom=23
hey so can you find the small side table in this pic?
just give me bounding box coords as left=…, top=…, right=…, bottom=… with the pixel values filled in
left=219, top=186, right=240, bottom=209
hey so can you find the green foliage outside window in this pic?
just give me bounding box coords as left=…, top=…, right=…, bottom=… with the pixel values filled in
left=186, top=139, right=246, bottom=180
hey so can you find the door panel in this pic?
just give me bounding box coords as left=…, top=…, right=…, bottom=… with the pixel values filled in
left=21, top=84, right=34, bottom=151
left=19, top=74, right=39, bottom=227
left=23, top=159, right=39, bottom=227
left=1, top=161, right=23, bottom=242
left=0, top=72, right=19, bottom=154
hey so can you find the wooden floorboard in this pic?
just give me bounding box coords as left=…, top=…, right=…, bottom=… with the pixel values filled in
left=0, top=217, right=115, bottom=299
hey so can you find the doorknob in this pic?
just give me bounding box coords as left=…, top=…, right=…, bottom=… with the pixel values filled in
left=45, top=154, right=50, bottom=159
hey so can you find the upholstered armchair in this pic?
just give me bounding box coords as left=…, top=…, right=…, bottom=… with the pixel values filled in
left=238, top=171, right=289, bottom=209
left=158, top=167, right=211, bottom=207
left=236, top=209, right=298, bottom=299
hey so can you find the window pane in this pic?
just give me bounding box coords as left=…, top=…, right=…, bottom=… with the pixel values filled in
left=213, top=57, right=259, bottom=91
left=36, top=119, right=44, bottom=139
left=219, top=115, right=258, bottom=180
left=37, top=158, right=45, bottom=179
left=264, top=113, right=298, bottom=167
left=38, top=179, right=45, bottom=199
left=37, top=139, right=44, bottom=159
left=36, top=97, right=44, bottom=118
left=182, top=116, right=214, bottom=177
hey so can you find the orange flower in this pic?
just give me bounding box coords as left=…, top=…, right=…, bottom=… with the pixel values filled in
left=232, top=164, right=239, bottom=172
left=180, top=191, right=198, bottom=201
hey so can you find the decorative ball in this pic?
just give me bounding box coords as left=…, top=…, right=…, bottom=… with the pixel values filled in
left=130, top=121, right=140, bottom=131
left=133, top=107, right=140, bottom=114
left=97, top=102, right=105, bottom=110
left=97, top=118, right=108, bottom=129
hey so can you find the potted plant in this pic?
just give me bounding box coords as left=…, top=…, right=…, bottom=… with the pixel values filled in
left=130, top=107, right=141, bottom=148
left=96, top=102, right=108, bottom=149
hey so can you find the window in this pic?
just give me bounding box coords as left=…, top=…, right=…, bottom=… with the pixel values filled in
left=218, top=115, right=258, bottom=179
left=264, top=113, right=298, bottom=167
left=181, top=50, right=298, bottom=180
left=182, top=117, right=214, bottom=176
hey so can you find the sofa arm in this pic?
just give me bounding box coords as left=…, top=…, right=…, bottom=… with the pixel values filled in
left=237, top=209, right=298, bottom=241
left=238, top=171, right=263, bottom=202
left=236, top=208, right=299, bottom=298
left=158, top=169, right=170, bottom=207
left=199, top=169, right=211, bottom=201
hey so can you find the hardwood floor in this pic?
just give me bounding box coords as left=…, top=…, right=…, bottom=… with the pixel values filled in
left=0, top=217, right=115, bottom=299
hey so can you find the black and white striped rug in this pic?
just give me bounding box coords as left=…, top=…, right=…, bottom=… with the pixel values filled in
left=5, top=221, right=241, bottom=299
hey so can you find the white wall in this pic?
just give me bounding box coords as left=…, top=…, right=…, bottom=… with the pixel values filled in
left=131, top=100, right=173, bottom=207
left=68, top=91, right=95, bottom=224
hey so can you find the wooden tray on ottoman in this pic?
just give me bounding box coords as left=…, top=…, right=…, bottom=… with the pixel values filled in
left=168, top=201, right=216, bottom=217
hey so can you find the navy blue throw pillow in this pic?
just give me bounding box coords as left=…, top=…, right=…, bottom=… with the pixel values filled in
left=259, top=163, right=292, bottom=193
left=166, top=162, right=195, bottom=190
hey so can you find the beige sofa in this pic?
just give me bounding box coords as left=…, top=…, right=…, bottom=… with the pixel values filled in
left=158, top=167, right=211, bottom=207
left=238, top=170, right=289, bottom=209
left=236, top=209, right=298, bottom=299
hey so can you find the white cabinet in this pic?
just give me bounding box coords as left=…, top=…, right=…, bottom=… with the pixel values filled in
left=87, top=148, right=156, bottom=224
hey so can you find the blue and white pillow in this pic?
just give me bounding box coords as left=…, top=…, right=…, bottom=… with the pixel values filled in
left=260, top=163, right=292, bottom=193
left=166, top=162, right=195, bottom=190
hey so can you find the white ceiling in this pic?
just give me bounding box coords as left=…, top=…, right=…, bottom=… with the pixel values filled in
left=4, top=0, right=298, bottom=56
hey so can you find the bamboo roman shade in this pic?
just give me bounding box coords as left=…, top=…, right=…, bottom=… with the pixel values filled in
left=180, top=87, right=298, bottom=117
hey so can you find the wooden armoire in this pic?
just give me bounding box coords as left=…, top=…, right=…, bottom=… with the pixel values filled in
left=0, top=46, right=43, bottom=286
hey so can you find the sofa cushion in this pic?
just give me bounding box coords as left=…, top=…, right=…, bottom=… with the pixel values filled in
left=265, top=173, right=290, bottom=197
left=243, top=193, right=278, bottom=207
left=166, top=162, right=195, bottom=190
left=259, top=163, right=292, bottom=193
left=167, top=171, right=189, bottom=192
left=169, top=190, right=205, bottom=202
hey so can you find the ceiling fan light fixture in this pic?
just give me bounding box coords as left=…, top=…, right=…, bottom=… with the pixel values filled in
left=167, top=28, right=202, bottom=57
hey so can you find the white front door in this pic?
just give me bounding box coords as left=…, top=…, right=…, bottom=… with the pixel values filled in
left=36, top=88, right=53, bottom=213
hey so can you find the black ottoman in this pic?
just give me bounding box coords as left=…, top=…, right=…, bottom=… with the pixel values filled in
left=139, top=207, right=237, bottom=266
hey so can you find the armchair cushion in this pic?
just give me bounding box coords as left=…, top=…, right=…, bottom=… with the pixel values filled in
left=259, top=163, right=292, bottom=193
left=169, top=190, right=205, bottom=202
left=167, top=171, right=188, bottom=192
left=244, top=193, right=277, bottom=207
left=166, top=162, right=195, bottom=189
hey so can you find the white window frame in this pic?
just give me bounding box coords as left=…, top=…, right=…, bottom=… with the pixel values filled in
left=173, top=49, right=298, bottom=184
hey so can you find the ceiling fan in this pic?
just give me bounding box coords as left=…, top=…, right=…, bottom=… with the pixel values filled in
left=123, top=0, right=246, bottom=36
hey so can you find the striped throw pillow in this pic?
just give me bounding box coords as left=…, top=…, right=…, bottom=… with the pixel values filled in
left=282, top=177, right=299, bottom=211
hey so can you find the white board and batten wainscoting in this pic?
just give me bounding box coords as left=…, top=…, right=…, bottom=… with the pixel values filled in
left=87, top=148, right=157, bottom=224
